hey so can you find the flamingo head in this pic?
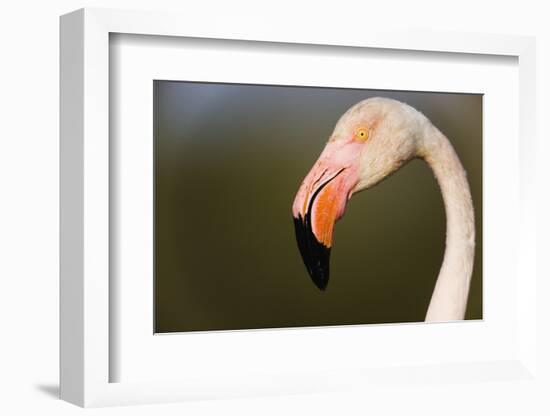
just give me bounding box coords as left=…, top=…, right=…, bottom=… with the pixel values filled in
left=292, top=97, right=424, bottom=290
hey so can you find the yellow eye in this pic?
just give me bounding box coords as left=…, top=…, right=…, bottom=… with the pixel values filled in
left=356, top=128, right=369, bottom=141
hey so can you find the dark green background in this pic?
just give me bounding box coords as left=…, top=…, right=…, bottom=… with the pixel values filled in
left=154, top=81, right=482, bottom=333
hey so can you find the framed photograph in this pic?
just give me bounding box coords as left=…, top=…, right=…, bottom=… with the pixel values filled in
left=60, top=8, right=537, bottom=407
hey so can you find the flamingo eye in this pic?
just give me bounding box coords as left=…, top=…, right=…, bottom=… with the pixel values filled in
left=355, top=128, right=369, bottom=141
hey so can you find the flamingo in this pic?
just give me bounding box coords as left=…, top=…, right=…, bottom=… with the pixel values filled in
left=292, top=97, right=475, bottom=322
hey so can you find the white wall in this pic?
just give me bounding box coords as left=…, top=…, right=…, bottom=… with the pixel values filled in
left=1, top=0, right=548, bottom=414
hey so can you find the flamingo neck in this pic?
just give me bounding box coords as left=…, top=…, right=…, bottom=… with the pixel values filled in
left=420, top=126, right=476, bottom=322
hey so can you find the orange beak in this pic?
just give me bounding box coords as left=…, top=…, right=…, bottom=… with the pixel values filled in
left=292, top=140, right=362, bottom=290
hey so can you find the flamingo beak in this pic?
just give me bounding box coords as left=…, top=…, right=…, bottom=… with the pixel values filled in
left=292, top=141, right=361, bottom=290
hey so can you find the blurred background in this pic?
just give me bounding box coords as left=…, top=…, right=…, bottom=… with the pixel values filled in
left=154, top=81, right=482, bottom=333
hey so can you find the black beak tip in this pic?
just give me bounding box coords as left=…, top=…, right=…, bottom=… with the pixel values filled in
left=311, top=274, right=328, bottom=291
left=293, top=215, right=331, bottom=291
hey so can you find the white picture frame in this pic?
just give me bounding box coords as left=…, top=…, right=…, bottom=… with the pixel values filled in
left=60, top=7, right=537, bottom=408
